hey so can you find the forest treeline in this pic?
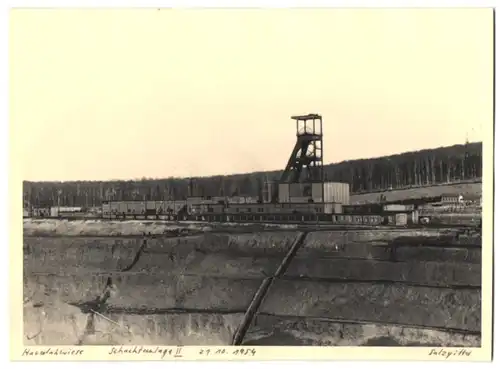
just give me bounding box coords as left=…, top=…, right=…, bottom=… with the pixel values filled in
left=23, top=142, right=482, bottom=208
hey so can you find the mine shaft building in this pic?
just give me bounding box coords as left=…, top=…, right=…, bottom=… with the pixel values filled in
left=101, top=113, right=351, bottom=220
left=265, top=114, right=350, bottom=211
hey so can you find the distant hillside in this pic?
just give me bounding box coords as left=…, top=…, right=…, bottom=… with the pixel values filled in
left=350, top=181, right=482, bottom=205
left=23, top=142, right=482, bottom=207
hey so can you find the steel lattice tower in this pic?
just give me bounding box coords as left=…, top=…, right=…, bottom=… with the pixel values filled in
left=269, top=113, right=324, bottom=203
left=280, top=114, right=324, bottom=183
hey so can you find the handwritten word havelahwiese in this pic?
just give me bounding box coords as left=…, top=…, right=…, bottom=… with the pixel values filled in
left=22, top=348, right=85, bottom=357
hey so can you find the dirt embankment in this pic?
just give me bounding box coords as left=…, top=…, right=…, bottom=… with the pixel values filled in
left=23, top=218, right=302, bottom=237
left=24, top=296, right=244, bottom=346
left=243, top=316, right=481, bottom=346
left=26, top=273, right=263, bottom=313
left=23, top=231, right=298, bottom=345
left=24, top=231, right=298, bottom=277
left=23, top=219, right=215, bottom=237
left=301, top=230, right=481, bottom=254
left=259, top=280, right=480, bottom=332
left=291, top=230, right=481, bottom=287
left=285, top=259, right=480, bottom=287
left=24, top=230, right=481, bottom=278
left=23, top=227, right=481, bottom=346
left=24, top=237, right=141, bottom=274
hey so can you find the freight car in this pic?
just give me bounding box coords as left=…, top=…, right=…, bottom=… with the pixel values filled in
left=102, top=200, right=188, bottom=220
left=100, top=197, right=415, bottom=227
left=332, top=214, right=383, bottom=226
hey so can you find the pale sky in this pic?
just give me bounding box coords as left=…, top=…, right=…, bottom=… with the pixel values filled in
left=9, top=8, right=493, bottom=181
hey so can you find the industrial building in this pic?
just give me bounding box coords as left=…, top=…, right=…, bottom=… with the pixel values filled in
left=24, top=114, right=428, bottom=226
left=96, top=114, right=418, bottom=226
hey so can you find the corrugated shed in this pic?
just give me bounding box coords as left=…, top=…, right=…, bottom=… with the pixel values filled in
left=323, top=182, right=350, bottom=205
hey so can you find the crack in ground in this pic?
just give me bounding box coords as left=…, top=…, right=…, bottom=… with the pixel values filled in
left=103, top=307, right=246, bottom=315
left=75, top=276, right=118, bottom=345
left=75, top=237, right=151, bottom=344
left=72, top=235, right=188, bottom=344
left=121, top=238, right=148, bottom=272
left=232, top=232, right=309, bottom=345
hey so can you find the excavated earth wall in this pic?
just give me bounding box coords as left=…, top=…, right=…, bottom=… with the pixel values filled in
left=23, top=223, right=481, bottom=346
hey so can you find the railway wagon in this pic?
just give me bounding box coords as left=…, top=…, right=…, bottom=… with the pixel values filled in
left=102, top=202, right=110, bottom=216
left=331, top=213, right=412, bottom=226
left=332, top=214, right=383, bottom=225
left=102, top=200, right=188, bottom=219
left=193, top=212, right=335, bottom=224
left=128, top=201, right=146, bottom=215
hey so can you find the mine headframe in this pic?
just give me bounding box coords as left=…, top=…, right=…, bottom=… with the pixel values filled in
left=271, top=113, right=324, bottom=202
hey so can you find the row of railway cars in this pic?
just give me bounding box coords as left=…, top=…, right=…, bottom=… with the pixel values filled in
left=102, top=200, right=188, bottom=217
left=188, top=213, right=411, bottom=226
left=97, top=210, right=411, bottom=226
left=98, top=199, right=417, bottom=226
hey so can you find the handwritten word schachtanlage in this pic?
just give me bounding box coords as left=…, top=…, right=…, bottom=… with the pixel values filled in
left=108, top=346, right=183, bottom=359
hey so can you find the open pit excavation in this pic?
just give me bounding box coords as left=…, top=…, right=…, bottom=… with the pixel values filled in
left=22, top=114, right=483, bottom=346
left=23, top=220, right=481, bottom=347
left=23, top=136, right=482, bottom=353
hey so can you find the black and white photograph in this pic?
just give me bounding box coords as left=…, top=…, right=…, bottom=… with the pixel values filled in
left=9, top=4, right=493, bottom=361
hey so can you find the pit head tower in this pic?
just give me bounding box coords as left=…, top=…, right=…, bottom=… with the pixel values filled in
left=280, top=113, right=324, bottom=183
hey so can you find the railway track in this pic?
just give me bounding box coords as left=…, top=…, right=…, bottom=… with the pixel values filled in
left=24, top=215, right=480, bottom=229
left=23, top=225, right=475, bottom=239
